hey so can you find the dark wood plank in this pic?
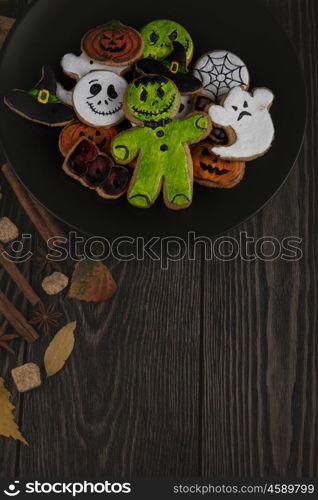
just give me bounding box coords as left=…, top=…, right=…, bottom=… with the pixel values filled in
left=0, top=161, right=35, bottom=476
left=18, top=250, right=202, bottom=476
left=201, top=0, right=318, bottom=477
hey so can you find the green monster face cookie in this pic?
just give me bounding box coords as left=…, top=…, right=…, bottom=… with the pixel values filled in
left=140, top=20, right=193, bottom=63
left=126, top=76, right=180, bottom=123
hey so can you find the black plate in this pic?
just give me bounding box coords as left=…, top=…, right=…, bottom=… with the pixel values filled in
left=0, top=0, right=306, bottom=238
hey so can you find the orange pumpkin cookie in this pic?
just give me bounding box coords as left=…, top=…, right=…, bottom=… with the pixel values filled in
left=192, top=142, right=245, bottom=189
left=81, top=20, right=144, bottom=66
left=59, top=121, right=118, bottom=157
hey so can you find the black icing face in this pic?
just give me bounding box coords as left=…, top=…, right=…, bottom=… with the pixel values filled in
left=231, top=99, right=252, bottom=122
left=126, top=76, right=179, bottom=122
left=86, top=79, right=121, bottom=116
left=73, top=71, right=127, bottom=126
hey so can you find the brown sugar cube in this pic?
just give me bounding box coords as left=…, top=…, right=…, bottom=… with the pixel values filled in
left=0, top=217, right=19, bottom=243
left=11, top=363, right=42, bottom=392
left=41, top=272, right=69, bottom=296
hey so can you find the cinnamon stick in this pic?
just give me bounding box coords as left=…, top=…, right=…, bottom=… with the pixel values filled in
left=1, top=163, right=66, bottom=243
left=30, top=195, right=66, bottom=241
left=0, top=290, right=39, bottom=343
left=0, top=243, right=41, bottom=306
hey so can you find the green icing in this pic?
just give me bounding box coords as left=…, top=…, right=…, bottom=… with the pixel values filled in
left=112, top=77, right=209, bottom=209
left=29, top=89, right=61, bottom=103
left=140, top=19, right=194, bottom=63
left=126, top=76, right=179, bottom=122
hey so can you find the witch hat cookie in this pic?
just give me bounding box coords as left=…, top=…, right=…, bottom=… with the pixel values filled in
left=4, top=65, right=75, bottom=127
left=136, top=42, right=202, bottom=95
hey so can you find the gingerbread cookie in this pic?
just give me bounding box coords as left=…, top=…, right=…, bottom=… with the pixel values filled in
left=192, top=142, right=245, bottom=188
left=208, top=86, right=275, bottom=161
left=59, top=121, right=118, bottom=156
left=72, top=70, right=127, bottom=128
left=140, top=20, right=193, bottom=64
left=193, top=50, right=249, bottom=102
left=63, top=138, right=130, bottom=199
left=81, top=20, right=144, bottom=66
left=136, top=42, right=201, bottom=95
left=112, top=75, right=211, bottom=210
left=61, top=52, right=130, bottom=81
left=4, top=65, right=75, bottom=127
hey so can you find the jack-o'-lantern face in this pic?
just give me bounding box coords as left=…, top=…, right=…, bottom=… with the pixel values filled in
left=82, top=20, right=144, bottom=65
left=192, top=142, right=246, bottom=189
left=59, top=121, right=118, bottom=157
left=126, top=75, right=179, bottom=124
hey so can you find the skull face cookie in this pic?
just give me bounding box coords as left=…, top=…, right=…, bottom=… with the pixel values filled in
left=208, top=86, right=275, bottom=161
left=72, top=70, right=127, bottom=128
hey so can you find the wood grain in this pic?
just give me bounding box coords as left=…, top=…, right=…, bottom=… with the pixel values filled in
left=18, top=256, right=202, bottom=476
left=0, top=0, right=317, bottom=478
left=201, top=0, right=318, bottom=478
left=0, top=149, right=35, bottom=476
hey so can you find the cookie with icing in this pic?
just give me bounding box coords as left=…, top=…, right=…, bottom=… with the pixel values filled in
left=59, top=121, right=118, bottom=156
left=192, top=141, right=245, bottom=188
left=63, top=138, right=130, bottom=199
left=81, top=20, right=144, bottom=66
left=208, top=86, right=275, bottom=161
left=140, top=20, right=193, bottom=64
left=136, top=42, right=201, bottom=95
left=112, top=75, right=211, bottom=210
left=72, top=70, right=127, bottom=128
left=176, top=95, right=193, bottom=119
left=193, top=50, right=250, bottom=102
left=61, top=52, right=130, bottom=81
left=4, top=65, right=75, bottom=127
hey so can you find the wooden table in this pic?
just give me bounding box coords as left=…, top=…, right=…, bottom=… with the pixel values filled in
left=0, top=0, right=317, bottom=478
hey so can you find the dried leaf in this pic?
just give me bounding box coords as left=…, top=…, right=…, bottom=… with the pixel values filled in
left=0, top=378, right=28, bottom=445
left=44, top=321, right=76, bottom=377
left=68, top=259, right=117, bottom=303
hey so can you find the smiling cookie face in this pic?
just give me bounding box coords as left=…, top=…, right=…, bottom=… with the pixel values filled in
left=73, top=71, right=127, bottom=127
left=82, top=20, right=144, bottom=65
left=126, top=75, right=180, bottom=124
left=141, top=20, right=193, bottom=63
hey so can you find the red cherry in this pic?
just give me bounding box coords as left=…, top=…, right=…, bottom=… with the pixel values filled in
left=102, top=166, right=130, bottom=196
left=74, top=139, right=98, bottom=162
left=85, top=155, right=112, bottom=187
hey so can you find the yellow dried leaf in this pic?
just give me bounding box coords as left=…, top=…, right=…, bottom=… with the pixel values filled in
left=44, top=321, right=76, bottom=377
left=0, top=378, right=28, bottom=445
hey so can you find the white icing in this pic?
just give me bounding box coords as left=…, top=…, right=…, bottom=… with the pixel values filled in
left=176, top=95, right=193, bottom=119
left=193, top=50, right=249, bottom=102
left=209, top=86, right=274, bottom=160
left=56, top=82, right=73, bottom=106
left=73, top=70, right=128, bottom=127
left=61, top=52, right=130, bottom=80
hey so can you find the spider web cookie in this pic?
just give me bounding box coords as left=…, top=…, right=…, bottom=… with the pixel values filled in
left=193, top=50, right=249, bottom=102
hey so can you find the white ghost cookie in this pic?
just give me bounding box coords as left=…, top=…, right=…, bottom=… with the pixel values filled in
left=61, top=52, right=130, bottom=81
left=72, top=70, right=127, bottom=128
left=208, top=86, right=274, bottom=161
left=194, top=50, right=249, bottom=102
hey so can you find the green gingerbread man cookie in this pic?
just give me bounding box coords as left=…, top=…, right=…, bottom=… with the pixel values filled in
left=112, top=75, right=211, bottom=210
left=140, top=20, right=194, bottom=64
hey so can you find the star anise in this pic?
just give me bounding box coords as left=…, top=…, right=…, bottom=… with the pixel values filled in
left=30, top=302, right=63, bottom=335
left=0, top=320, right=19, bottom=355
